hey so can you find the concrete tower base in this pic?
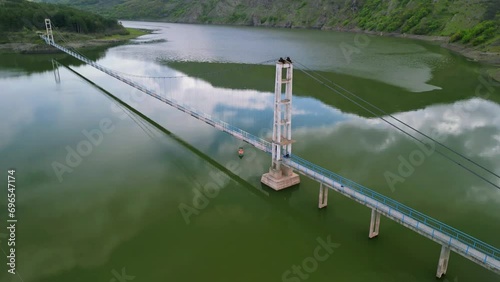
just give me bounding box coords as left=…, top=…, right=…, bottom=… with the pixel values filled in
left=261, top=165, right=300, bottom=191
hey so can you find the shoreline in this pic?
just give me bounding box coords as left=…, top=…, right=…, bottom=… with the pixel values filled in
left=351, top=29, right=500, bottom=82
left=3, top=22, right=498, bottom=65
left=332, top=28, right=500, bottom=66
left=2, top=22, right=498, bottom=80
left=126, top=19, right=500, bottom=66
left=0, top=28, right=151, bottom=54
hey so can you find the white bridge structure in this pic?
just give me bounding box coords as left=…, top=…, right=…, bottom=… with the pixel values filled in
left=42, top=19, right=500, bottom=279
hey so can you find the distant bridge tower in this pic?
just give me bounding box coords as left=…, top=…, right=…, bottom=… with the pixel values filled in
left=261, top=58, right=300, bottom=190
left=44, top=19, right=55, bottom=45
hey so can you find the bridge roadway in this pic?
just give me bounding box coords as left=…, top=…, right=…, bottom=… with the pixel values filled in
left=43, top=36, right=500, bottom=276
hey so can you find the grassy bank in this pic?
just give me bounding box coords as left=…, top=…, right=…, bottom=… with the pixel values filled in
left=323, top=27, right=500, bottom=66
left=0, top=0, right=147, bottom=53
left=97, top=27, right=150, bottom=41
left=0, top=27, right=150, bottom=54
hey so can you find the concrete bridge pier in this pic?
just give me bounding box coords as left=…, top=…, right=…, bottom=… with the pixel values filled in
left=261, top=164, right=300, bottom=191
left=369, top=209, right=381, bottom=238
left=436, top=245, right=451, bottom=278
left=318, top=183, right=328, bottom=208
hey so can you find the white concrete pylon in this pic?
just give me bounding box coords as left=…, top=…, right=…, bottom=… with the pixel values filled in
left=369, top=209, right=381, bottom=238
left=319, top=183, right=328, bottom=208
left=271, top=59, right=293, bottom=170
left=44, top=19, right=55, bottom=44
left=261, top=58, right=300, bottom=191
left=436, top=245, right=451, bottom=278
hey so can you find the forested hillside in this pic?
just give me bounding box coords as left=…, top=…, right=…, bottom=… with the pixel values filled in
left=40, top=0, right=499, bottom=46
left=0, top=0, right=124, bottom=34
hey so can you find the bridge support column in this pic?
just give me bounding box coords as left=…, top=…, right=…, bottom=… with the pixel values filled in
left=318, top=183, right=328, bottom=208
left=261, top=57, right=300, bottom=191
left=436, top=245, right=451, bottom=278
left=369, top=209, right=381, bottom=238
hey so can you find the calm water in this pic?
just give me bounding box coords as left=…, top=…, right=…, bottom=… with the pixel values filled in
left=0, top=21, right=499, bottom=282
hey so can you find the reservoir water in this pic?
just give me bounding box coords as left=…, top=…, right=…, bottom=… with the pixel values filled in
left=0, top=21, right=499, bottom=282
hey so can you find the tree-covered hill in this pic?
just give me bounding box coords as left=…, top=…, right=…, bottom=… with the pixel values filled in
left=0, top=0, right=124, bottom=34
left=38, top=0, right=500, bottom=50
left=0, top=0, right=151, bottom=53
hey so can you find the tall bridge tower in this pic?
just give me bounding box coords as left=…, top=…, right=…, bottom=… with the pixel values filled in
left=44, top=19, right=55, bottom=45
left=261, top=58, right=300, bottom=190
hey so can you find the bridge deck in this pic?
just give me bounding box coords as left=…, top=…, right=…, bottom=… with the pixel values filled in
left=285, top=156, right=500, bottom=273
left=43, top=36, right=500, bottom=275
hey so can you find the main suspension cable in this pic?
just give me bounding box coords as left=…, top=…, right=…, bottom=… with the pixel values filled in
left=295, top=64, right=500, bottom=190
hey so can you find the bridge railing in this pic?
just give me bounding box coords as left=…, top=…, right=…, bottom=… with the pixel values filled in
left=218, top=121, right=272, bottom=152
left=43, top=36, right=275, bottom=153
left=288, top=154, right=500, bottom=262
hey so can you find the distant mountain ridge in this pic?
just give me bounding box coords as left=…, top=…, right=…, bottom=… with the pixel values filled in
left=39, top=0, right=499, bottom=49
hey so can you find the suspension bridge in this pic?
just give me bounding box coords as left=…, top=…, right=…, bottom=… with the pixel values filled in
left=41, top=19, right=500, bottom=278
